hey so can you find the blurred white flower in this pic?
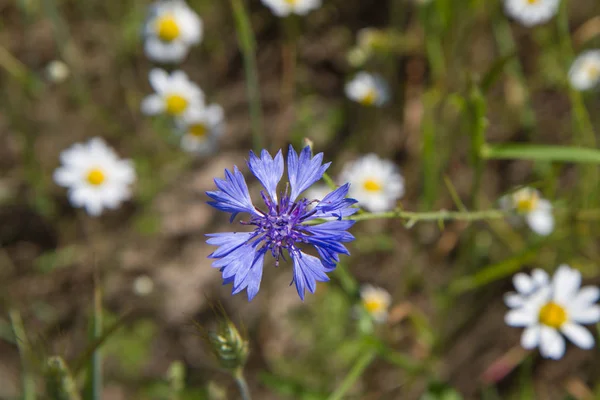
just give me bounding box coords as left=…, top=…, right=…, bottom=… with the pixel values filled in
left=505, top=265, right=600, bottom=359
left=144, top=0, right=203, bottom=63
left=133, top=275, right=155, bottom=296
left=45, top=60, right=70, bottom=83
left=261, top=0, right=321, bottom=17
left=141, top=69, right=204, bottom=118
left=339, top=154, right=404, bottom=212
left=177, top=104, right=224, bottom=155
left=503, top=0, right=560, bottom=27
left=500, top=187, right=554, bottom=236
left=360, top=284, right=392, bottom=323
left=345, top=72, right=390, bottom=107
left=504, top=269, right=549, bottom=308
left=54, top=138, right=135, bottom=216
left=569, top=50, right=600, bottom=91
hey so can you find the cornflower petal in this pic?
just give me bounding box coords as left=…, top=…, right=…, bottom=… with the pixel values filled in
left=291, top=251, right=330, bottom=300
left=207, top=232, right=256, bottom=258
left=247, top=149, right=284, bottom=201
left=287, top=145, right=331, bottom=201
left=311, top=183, right=359, bottom=219
left=207, top=166, right=257, bottom=221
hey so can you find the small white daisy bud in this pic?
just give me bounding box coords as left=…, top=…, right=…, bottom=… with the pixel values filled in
left=176, top=104, right=224, bottom=156
left=45, top=60, right=70, bottom=83
left=499, top=187, right=554, bottom=236
left=345, top=72, right=390, bottom=107
left=132, top=275, right=155, bottom=296
left=360, top=284, right=392, bottom=323
left=141, top=69, right=205, bottom=118
left=569, top=50, right=600, bottom=91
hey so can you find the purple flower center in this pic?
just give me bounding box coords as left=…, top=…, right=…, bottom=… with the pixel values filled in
left=246, top=191, right=316, bottom=265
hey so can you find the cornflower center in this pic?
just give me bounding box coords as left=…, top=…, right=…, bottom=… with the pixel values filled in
left=360, top=89, right=378, bottom=106
left=514, top=191, right=538, bottom=213
left=363, top=179, right=382, bottom=192
left=86, top=168, right=106, bottom=186
left=155, top=15, right=181, bottom=42
left=189, top=123, right=208, bottom=138
left=248, top=193, right=312, bottom=265
left=165, top=94, right=189, bottom=115
left=538, top=302, right=567, bottom=329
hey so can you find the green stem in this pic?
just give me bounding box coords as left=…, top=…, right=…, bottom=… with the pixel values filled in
left=491, top=6, right=536, bottom=131
left=91, top=268, right=103, bottom=400
left=327, top=349, right=377, bottom=400
left=9, top=309, right=36, bottom=400
left=344, top=208, right=505, bottom=224
left=233, top=368, right=252, bottom=400
left=230, top=0, right=264, bottom=152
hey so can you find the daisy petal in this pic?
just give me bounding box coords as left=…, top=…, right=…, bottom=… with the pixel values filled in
left=521, top=326, right=540, bottom=350
left=539, top=326, right=565, bottom=360
left=561, top=322, right=595, bottom=349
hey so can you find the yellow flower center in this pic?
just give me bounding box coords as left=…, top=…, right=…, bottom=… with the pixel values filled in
left=285, top=0, right=298, bottom=4
left=155, top=15, right=180, bottom=42
left=514, top=191, right=539, bottom=213
left=364, top=298, right=386, bottom=314
left=363, top=179, right=382, bottom=192
left=359, top=89, right=378, bottom=106
left=539, top=302, right=567, bottom=329
left=165, top=94, right=188, bottom=115
left=586, top=64, right=600, bottom=80
left=527, top=0, right=539, bottom=4
left=189, top=123, right=208, bottom=138
left=86, top=168, right=106, bottom=186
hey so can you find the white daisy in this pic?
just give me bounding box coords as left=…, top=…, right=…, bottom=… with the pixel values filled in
left=500, top=187, right=554, bottom=236
left=569, top=50, right=600, bottom=91
left=45, top=60, right=70, bottom=83
left=261, top=0, right=321, bottom=17
left=505, top=265, right=600, bottom=359
left=345, top=72, right=390, bottom=107
left=176, top=104, right=224, bottom=155
left=504, top=269, right=549, bottom=308
left=339, top=154, right=404, bottom=212
left=503, top=0, right=560, bottom=27
left=141, top=69, right=204, bottom=118
left=144, top=0, right=202, bottom=63
left=54, top=138, right=135, bottom=216
left=360, top=284, right=392, bottom=323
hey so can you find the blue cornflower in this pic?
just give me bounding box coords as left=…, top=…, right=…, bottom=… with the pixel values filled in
left=206, top=146, right=358, bottom=301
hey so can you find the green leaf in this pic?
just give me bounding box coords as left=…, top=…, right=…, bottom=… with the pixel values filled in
left=482, top=143, right=600, bottom=164
left=479, top=52, right=517, bottom=93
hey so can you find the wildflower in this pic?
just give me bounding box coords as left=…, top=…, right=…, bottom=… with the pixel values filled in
left=345, top=72, right=390, bottom=107
left=339, top=154, right=404, bottom=212
left=360, top=284, right=392, bottom=323
left=141, top=69, right=204, bottom=118
left=133, top=275, right=155, bottom=296
left=569, top=50, right=600, bottom=91
left=503, top=0, right=560, bottom=27
left=505, top=265, right=600, bottom=359
left=260, top=0, right=321, bottom=17
left=206, top=146, right=358, bottom=300
left=177, top=104, right=224, bottom=155
left=144, top=0, right=202, bottom=63
left=504, top=269, right=549, bottom=308
left=45, top=60, right=70, bottom=83
left=54, top=138, right=135, bottom=216
left=500, top=187, right=554, bottom=236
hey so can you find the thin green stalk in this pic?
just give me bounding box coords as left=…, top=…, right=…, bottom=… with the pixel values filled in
left=327, top=349, right=377, bottom=400
left=230, top=0, right=264, bottom=152
left=233, top=368, right=252, bottom=400
left=91, top=269, right=103, bottom=400
left=491, top=6, right=536, bottom=132
left=9, top=309, right=36, bottom=400
left=556, top=2, right=597, bottom=208
left=344, top=208, right=505, bottom=224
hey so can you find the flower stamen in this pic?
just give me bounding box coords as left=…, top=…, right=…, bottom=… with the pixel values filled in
left=539, top=302, right=567, bottom=329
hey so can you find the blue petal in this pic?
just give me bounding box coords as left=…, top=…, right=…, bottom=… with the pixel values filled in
left=287, top=145, right=331, bottom=202
left=213, top=244, right=266, bottom=301
left=291, top=251, right=330, bottom=300
left=310, top=184, right=358, bottom=220
left=207, top=166, right=257, bottom=221
left=247, top=149, right=283, bottom=202
left=206, top=232, right=255, bottom=258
